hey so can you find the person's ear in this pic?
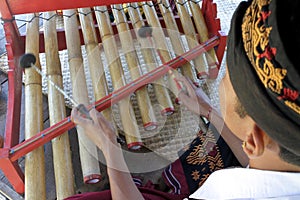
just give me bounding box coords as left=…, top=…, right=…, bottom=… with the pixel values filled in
left=243, top=125, right=265, bottom=158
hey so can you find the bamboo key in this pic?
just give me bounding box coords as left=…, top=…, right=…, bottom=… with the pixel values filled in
left=127, top=2, right=175, bottom=116
left=141, top=1, right=182, bottom=104
left=158, top=0, right=198, bottom=82
left=188, top=0, right=219, bottom=78
left=112, top=4, right=158, bottom=131
left=94, top=5, right=143, bottom=150
left=175, top=0, right=209, bottom=79
left=64, top=8, right=103, bottom=185
left=23, top=13, right=46, bottom=200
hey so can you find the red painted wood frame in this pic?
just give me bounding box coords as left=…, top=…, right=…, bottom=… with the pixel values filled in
left=0, top=0, right=227, bottom=194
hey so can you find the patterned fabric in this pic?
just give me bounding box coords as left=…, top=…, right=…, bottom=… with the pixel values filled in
left=162, top=126, right=241, bottom=195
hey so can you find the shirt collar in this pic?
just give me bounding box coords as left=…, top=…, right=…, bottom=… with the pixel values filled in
left=188, top=168, right=300, bottom=199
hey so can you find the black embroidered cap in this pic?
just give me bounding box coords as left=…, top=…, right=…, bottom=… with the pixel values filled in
left=226, top=0, right=300, bottom=157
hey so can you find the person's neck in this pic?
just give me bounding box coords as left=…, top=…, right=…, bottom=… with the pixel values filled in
left=249, top=149, right=300, bottom=172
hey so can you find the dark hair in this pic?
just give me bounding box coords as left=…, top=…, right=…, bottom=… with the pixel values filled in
left=235, top=98, right=300, bottom=166
left=234, top=97, right=248, bottom=119
left=279, top=147, right=300, bottom=167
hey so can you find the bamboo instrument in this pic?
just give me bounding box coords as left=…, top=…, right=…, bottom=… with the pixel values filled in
left=111, top=4, right=157, bottom=131
left=64, top=9, right=102, bottom=185
left=24, top=13, right=46, bottom=200
left=175, top=0, right=208, bottom=79
left=43, top=12, right=75, bottom=199
left=158, top=0, right=197, bottom=82
left=127, top=2, right=175, bottom=116
left=188, top=0, right=218, bottom=78
left=94, top=6, right=143, bottom=150
left=141, top=1, right=181, bottom=103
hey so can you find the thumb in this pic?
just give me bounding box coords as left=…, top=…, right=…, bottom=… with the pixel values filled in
left=71, top=107, right=92, bottom=127
left=178, top=89, right=194, bottom=107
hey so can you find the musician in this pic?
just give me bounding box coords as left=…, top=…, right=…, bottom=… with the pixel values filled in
left=65, top=0, right=300, bottom=199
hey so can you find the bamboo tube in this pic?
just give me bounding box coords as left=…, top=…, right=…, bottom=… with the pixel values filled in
left=188, top=1, right=219, bottom=78
left=111, top=4, right=157, bottom=131
left=158, top=0, right=197, bottom=82
left=43, top=12, right=76, bottom=199
left=94, top=6, right=143, bottom=150
left=64, top=9, right=102, bottom=185
left=127, top=3, right=175, bottom=116
left=175, top=0, right=208, bottom=79
left=24, top=13, right=46, bottom=200
left=142, top=1, right=181, bottom=103
left=77, top=8, right=116, bottom=130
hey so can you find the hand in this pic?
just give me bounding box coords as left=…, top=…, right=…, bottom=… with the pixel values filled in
left=176, top=76, right=213, bottom=118
left=71, top=107, right=119, bottom=153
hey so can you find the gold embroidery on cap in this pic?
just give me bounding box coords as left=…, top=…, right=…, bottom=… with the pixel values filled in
left=285, top=101, right=300, bottom=115
left=242, top=0, right=287, bottom=95
left=241, top=0, right=300, bottom=115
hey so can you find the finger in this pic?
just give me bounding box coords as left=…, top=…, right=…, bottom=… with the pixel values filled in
left=90, top=108, right=107, bottom=129
left=175, top=76, right=196, bottom=89
left=71, top=107, right=91, bottom=126
left=175, top=76, right=196, bottom=96
left=178, top=89, right=194, bottom=107
left=89, top=108, right=99, bottom=123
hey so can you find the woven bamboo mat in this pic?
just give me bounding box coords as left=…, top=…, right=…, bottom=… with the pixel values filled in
left=0, top=0, right=241, bottom=162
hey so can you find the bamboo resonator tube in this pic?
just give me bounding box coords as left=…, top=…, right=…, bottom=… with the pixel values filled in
left=175, top=0, right=208, bottom=79
left=94, top=6, right=143, bottom=149
left=64, top=9, right=102, bottom=184
left=127, top=3, right=175, bottom=116
left=24, top=13, right=46, bottom=200
left=43, top=12, right=75, bottom=199
left=141, top=1, right=182, bottom=103
left=112, top=4, right=158, bottom=131
left=158, top=0, right=197, bottom=82
left=188, top=0, right=219, bottom=78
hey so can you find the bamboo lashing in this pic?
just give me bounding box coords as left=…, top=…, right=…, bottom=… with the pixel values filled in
left=127, top=3, right=175, bottom=116
left=141, top=1, right=182, bottom=103
left=43, top=11, right=75, bottom=199
left=175, top=0, right=209, bottom=79
left=111, top=4, right=158, bottom=131
left=24, top=13, right=46, bottom=200
left=94, top=6, right=143, bottom=150
left=157, top=0, right=197, bottom=82
left=188, top=0, right=219, bottom=78
left=64, top=9, right=102, bottom=185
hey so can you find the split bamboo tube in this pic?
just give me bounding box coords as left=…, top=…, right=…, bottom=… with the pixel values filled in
left=43, top=12, right=75, bottom=199
left=94, top=6, right=143, bottom=150
left=111, top=4, right=157, bottom=131
left=64, top=9, right=102, bottom=185
left=175, top=0, right=208, bottom=79
left=188, top=1, right=219, bottom=78
left=24, top=13, right=46, bottom=200
left=142, top=1, right=181, bottom=103
left=127, top=3, right=175, bottom=116
left=158, top=0, right=197, bottom=82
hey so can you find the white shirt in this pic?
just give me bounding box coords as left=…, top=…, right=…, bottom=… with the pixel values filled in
left=185, top=168, right=300, bottom=200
